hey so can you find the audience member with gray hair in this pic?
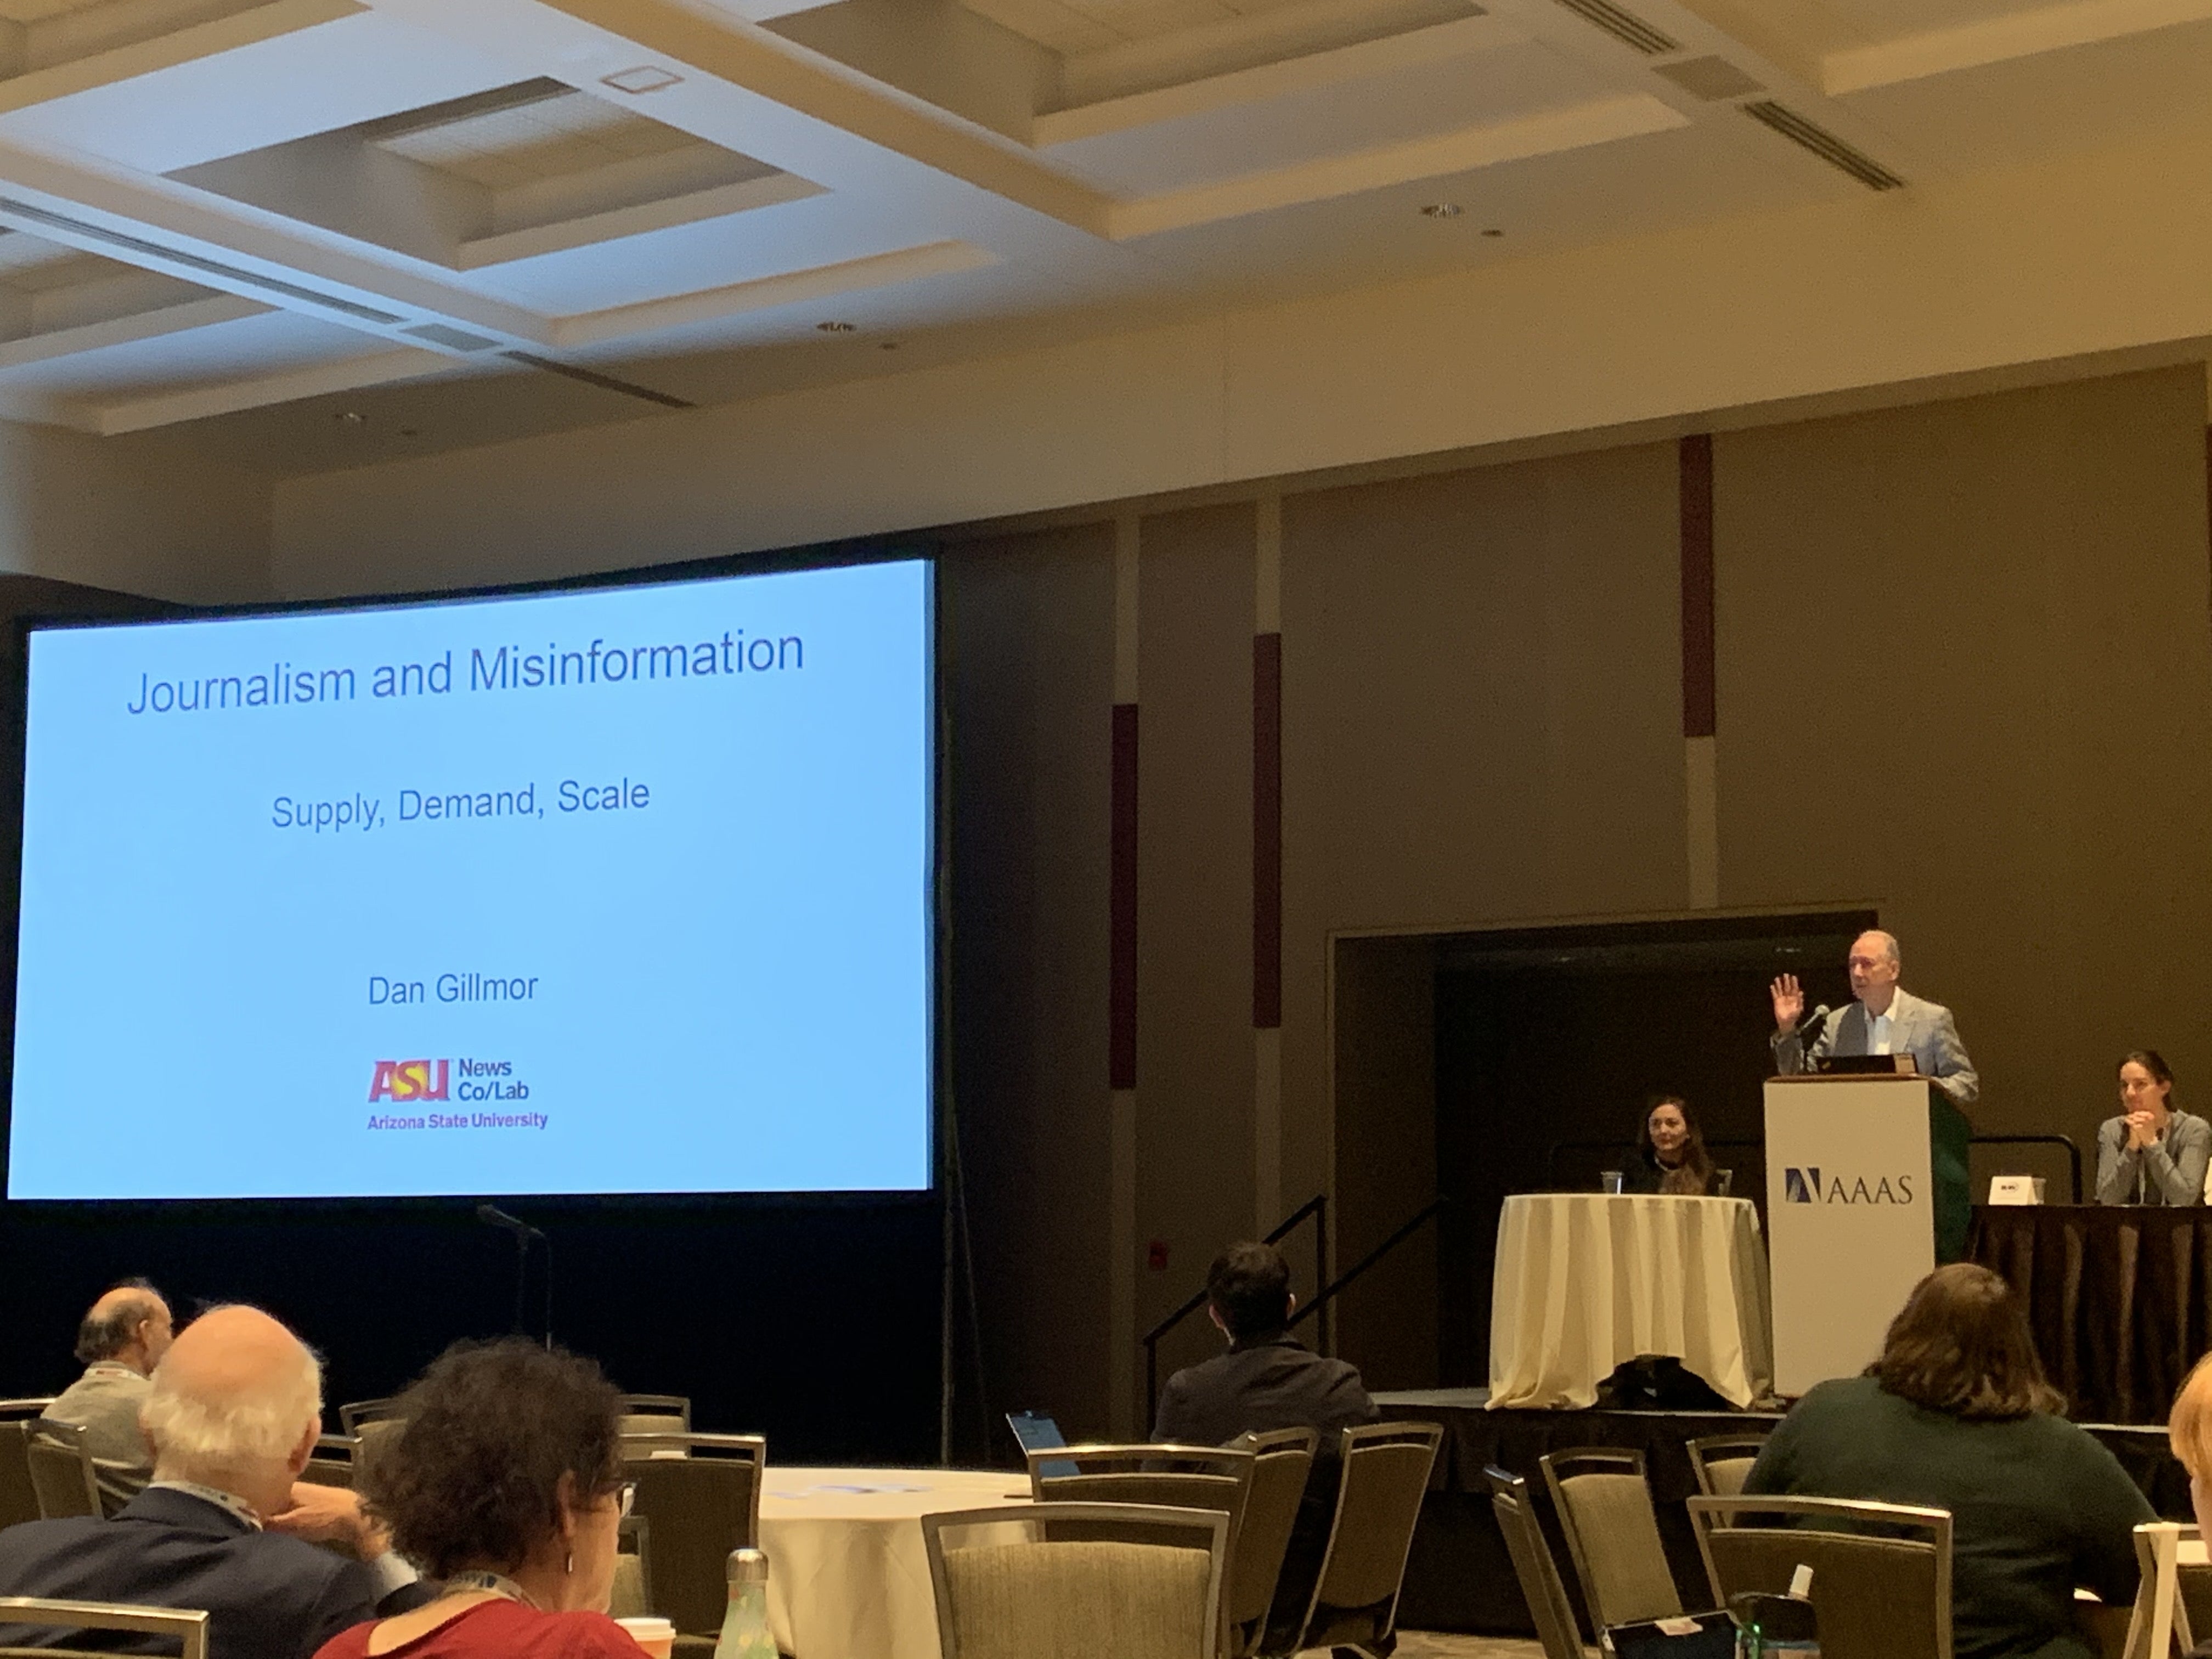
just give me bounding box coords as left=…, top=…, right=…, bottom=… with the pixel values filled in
left=0, top=1305, right=431, bottom=1659
left=38, top=1278, right=173, bottom=1513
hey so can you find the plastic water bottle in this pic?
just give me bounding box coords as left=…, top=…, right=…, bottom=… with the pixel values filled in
left=1730, top=1565, right=1819, bottom=1657
left=713, top=1548, right=775, bottom=1659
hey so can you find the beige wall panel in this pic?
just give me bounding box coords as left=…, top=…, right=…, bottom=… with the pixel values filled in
left=0, top=422, right=268, bottom=602
left=1135, top=502, right=1258, bottom=1403
left=1714, top=366, right=2212, bottom=1152
left=943, top=523, right=1116, bottom=1437
left=1279, top=447, right=1684, bottom=1280
left=1331, top=934, right=1439, bottom=1388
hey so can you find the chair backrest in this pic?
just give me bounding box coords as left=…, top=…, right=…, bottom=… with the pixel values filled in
left=1688, top=1494, right=1951, bottom=1659
left=622, top=1433, right=767, bottom=1637
left=351, top=1418, right=407, bottom=1487
left=0, top=1597, right=207, bottom=1659
left=2129, top=1522, right=2212, bottom=1658
left=24, top=1423, right=101, bottom=1520
left=1028, top=1445, right=1256, bottom=1582
left=300, top=1435, right=356, bottom=1490
left=1285, top=1421, right=1441, bottom=1659
left=1539, top=1447, right=1683, bottom=1629
left=608, top=1513, right=654, bottom=1622
left=1224, top=1429, right=1316, bottom=1658
left=336, top=1397, right=405, bottom=1435
left=618, top=1395, right=691, bottom=1437
left=923, top=1502, right=1226, bottom=1659
left=1483, top=1466, right=1585, bottom=1659
left=0, top=1423, right=41, bottom=1531
left=1686, top=1432, right=1773, bottom=1500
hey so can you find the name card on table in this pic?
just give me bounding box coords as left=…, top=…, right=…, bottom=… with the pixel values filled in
left=1988, top=1176, right=2046, bottom=1205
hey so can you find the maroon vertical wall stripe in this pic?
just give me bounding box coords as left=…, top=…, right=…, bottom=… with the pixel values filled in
left=1680, top=432, right=1717, bottom=740
left=1109, top=702, right=1139, bottom=1090
left=1252, top=633, right=1283, bottom=1030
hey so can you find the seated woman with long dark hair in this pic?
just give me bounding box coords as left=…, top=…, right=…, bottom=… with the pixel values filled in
left=1745, top=1263, right=2152, bottom=1659
left=315, top=1339, right=642, bottom=1659
left=1615, top=1094, right=1716, bottom=1194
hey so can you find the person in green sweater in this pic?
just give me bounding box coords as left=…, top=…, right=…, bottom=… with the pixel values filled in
left=1744, top=1262, right=2152, bottom=1659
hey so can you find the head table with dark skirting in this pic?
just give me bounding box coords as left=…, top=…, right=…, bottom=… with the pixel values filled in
left=1967, top=1202, right=2212, bottom=1426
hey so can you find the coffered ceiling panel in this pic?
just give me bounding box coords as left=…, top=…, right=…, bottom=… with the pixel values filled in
left=0, top=0, right=2172, bottom=460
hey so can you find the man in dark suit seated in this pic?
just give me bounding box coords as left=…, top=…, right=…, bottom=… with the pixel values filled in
left=0, top=1304, right=432, bottom=1659
left=1151, top=1242, right=1377, bottom=1650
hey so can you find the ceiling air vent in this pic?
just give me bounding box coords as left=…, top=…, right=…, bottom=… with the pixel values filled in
left=403, top=323, right=501, bottom=352
left=0, top=196, right=404, bottom=323
left=1549, top=0, right=1678, bottom=54
left=1743, top=101, right=1905, bottom=190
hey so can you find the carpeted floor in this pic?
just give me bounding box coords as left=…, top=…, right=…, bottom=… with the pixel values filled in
left=1393, top=1632, right=1555, bottom=1659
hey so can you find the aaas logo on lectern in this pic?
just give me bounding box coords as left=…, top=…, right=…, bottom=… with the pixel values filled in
left=1783, top=1166, right=1916, bottom=1205
left=368, top=1059, right=449, bottom=1103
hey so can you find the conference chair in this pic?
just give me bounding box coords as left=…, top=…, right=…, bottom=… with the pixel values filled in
left=1484, top=1466, right=1588, bottom=1659
left=609, top=1513, right=654, bottom=1623
left=0, top=1596, right=208, bottom=1659
left=300, top=1433, right=358, bottom=1489
left=1688, top=1494, right=1952, bottom=1659
left=2123, top=1521, right=2212, bottom=1659
left=23, top=1422, right=100, bottom=1521
left=1685, top=1432, right=1772, bottom=1500
left=0, top=1417, right=52, bottom=1531
left=1026, top=1443, right=1256, bottom=1537
left=351, top=1417, right=407, bottom=1487
left=1223, top=1429, right=1317, bottom=1659
left=1267, top=1420, right=1442, bottom=1659
left=923, top=1502, right=1226, bottom=1659
left=336, top=1397, right=406, bottom=1435
left=621, top=1432, right=766, bottom=1642
left=1539, top=1447, right=1683, bottom=1634
left=618, top=1394, right=691, bottom=1437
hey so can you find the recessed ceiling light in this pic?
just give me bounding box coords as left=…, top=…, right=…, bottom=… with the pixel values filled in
left=815, top=320, right=857, bottom=334
left=1419, top=202, right=1463, bottom=219
left=601, top=65, right=681, bottom=94
left=1481, top=228, right=1504, bottom=238
left=335, top=410, right=364, bottom=426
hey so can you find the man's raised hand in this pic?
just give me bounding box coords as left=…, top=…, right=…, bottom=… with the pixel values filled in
left=1770, top=974, right=1805, bottom=1035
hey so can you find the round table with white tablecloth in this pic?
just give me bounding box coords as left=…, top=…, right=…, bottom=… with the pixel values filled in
left=758, top=1468, right=1031, bottom=1659
left=1487, top=1193, right=1774, bottom=1410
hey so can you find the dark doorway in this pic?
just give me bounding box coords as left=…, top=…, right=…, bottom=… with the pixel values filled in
left=1431, top=909, right=1876, bottom=1385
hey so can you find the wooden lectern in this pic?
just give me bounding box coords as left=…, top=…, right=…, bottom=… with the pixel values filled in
left=1764, top=1073, right=1971, bottom=1397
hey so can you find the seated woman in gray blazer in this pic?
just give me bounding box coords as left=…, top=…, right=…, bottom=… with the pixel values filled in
left=2096, top=1049, right=2210, bottom=1205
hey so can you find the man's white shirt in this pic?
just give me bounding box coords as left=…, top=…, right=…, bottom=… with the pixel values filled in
left=1866, top=997, right=1897, bottom=1054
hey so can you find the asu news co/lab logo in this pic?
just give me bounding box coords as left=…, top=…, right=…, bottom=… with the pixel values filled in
left=368, top=1058, right=448, bottom=1102
left=1784, top=1166, right=1917, bottom=1205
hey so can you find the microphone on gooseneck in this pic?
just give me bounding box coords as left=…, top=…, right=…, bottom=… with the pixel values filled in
left=1795, top=1005, right=1832, bottom=1041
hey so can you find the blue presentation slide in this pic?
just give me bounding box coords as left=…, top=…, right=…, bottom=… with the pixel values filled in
left=8, top=560, right=933, bottom=1199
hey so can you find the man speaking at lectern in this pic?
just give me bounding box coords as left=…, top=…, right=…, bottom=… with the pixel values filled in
left=1769, top=930, right=1979, bottom=1108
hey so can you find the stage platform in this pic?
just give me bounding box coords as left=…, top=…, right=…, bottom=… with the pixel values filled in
left=1373, top=1388, right=2191, bottom=1637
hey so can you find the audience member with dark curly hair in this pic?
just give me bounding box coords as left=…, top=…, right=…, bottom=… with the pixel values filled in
left=1745, top=1263, right=2152, bottom=1659
left=314, top=1338, right=642, bottom=1659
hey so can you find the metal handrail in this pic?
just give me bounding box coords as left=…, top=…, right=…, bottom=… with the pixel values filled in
left=1142, top=1193, right=1328, bottom=1411
left=1288, top=1196, right=1445, bottom=1332
left=1970, top=1133, right=2083, bottom=1204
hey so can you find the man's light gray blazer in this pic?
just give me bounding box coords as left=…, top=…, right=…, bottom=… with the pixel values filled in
left=1771, top=988, right=1979, bottom=1108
